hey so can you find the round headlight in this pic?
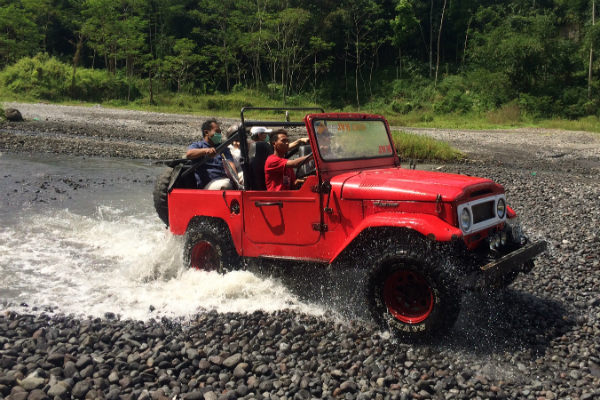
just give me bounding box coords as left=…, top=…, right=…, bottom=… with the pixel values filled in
left=496, top=198, right=506, bottom=219
left=460, top=208, right=471, bottom=232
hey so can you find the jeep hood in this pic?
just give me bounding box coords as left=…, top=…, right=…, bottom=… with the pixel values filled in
left=335, top=168, right=502, bottom=202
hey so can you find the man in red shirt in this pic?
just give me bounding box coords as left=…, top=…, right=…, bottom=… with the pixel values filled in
left=265, top=129, right=312, bottom=191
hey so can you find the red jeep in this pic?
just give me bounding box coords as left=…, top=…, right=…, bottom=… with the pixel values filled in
left=154, top=108, right=546, bottom=340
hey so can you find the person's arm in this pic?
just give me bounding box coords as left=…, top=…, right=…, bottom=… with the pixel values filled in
left=186, top=147, right=216, bottom=159
left=288, top=137, right=309, bottom=151
left=285, top=153, right=312, bottom=168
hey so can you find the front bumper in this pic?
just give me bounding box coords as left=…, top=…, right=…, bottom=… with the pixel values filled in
left=465, top=240, right=547, bottom=289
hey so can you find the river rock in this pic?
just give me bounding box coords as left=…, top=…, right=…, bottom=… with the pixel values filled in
left=5, top=108, right=23, bottom=122
left=19, top=374, right=45, bottom=391
left=47, top=382, right=69, bottom=398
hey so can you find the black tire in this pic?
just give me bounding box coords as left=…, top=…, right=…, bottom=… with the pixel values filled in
left=153, top=168, right=172, bottom=226
left=183, top=219, right=241, bottom=273
left=365, top=235, right=461, bottom=341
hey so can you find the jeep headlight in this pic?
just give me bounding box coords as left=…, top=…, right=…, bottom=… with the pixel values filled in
left=496, top=198, right=506, bottom=219
left=460, top=208, right=471, bottom=232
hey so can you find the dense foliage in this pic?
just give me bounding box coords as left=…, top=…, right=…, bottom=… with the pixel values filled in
left=1, top=0, right=599, bottom=118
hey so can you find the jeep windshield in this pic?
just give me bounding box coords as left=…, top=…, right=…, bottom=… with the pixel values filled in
left=313, top=119, right=393, bottom=161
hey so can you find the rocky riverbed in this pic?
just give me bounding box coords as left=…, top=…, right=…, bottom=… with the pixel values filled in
left=1, top=102, right=599, bottom=400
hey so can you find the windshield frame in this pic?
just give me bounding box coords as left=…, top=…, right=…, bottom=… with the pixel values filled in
left=311, top=117, right=396, bottom=163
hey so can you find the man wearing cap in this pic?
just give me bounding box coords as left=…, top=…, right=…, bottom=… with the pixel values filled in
left=250, top=126, right=272, bottom=142
left=186, top=119, right=236, bottom=190
left=265, top=129, right=312, bottom=191
left=251, top=126, right=309, bottom=150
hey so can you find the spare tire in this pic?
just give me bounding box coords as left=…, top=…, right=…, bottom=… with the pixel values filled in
left=153, top=168, right=173, bottom=226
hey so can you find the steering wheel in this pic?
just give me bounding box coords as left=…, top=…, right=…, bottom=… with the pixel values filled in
left=222, top=160, right=244, bottom=190
left=295, top=154, right=316, bottom=179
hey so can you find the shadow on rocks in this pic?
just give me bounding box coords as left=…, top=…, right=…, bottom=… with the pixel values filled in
left=441, top=288, right=574, bottom=355
left=247, top=260, right=575, bottom=354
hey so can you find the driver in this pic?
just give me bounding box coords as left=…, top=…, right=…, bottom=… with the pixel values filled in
left=265, top=129, right=312, bottom=191
left=186, top=119, right=238, bottom=190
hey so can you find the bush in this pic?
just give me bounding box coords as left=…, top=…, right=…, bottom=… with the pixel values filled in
left=72, top=69, right=139, bottom=102
left=432, top=76, right=474, bottom=114
left=392, top=130, right=464, bottom=161
left=391, top=100, right=413, bottom=114
left=518, top=94, right=555, bottom=118
left=464, top=69, right=514, bottom=110
left=486, top=102, right=521, bottom=124
left=391, top=76, right=434, bottom=109
left=0, top=54, right=70, bottom=100
left=0, top=54, right=141, bottom=102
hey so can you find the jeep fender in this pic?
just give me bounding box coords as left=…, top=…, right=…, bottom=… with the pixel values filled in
left=329, top=212, right=463, bottom=264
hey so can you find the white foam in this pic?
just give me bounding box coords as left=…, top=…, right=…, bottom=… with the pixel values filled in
left=0, top=207, right=324, bottom=320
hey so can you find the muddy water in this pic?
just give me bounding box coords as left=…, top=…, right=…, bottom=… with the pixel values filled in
left=0, top=152, right=324, bottom=320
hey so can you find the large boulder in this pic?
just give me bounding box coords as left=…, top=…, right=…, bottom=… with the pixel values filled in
left=5, top=108, right=23, bottom=122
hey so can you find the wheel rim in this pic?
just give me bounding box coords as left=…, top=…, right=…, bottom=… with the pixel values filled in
left=383, top=269, right=434, bottom=324
left=190, top=241, right=219, bottom=271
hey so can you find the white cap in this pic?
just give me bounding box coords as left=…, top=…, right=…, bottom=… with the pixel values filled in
left=250, top=126, right=272, bottom=138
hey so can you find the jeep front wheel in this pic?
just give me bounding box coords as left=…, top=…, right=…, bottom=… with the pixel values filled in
left=366, top=238, right=460, bottom=340
left=183, top=220, right=240, bottom=273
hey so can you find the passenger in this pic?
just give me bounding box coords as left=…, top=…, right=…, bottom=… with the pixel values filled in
left=251, top=126, right=309, bottom=150
left=226, top=124, right=242, bottom=170
left=186, top=119, right=237, bottom=190
left=265, top=129, right=312, bottom=191
left=250, top=126, right=272, bottom=143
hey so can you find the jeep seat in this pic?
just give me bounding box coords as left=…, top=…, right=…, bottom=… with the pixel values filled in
left=248, top=141, right=273, bottom=190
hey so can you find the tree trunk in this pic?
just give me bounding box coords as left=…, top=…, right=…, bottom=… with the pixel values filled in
left=435, top=0, right=447, bottom=88
left=70, top=33, right=84, bottom=96
left=148, top=22, right=154, bottom=105
left=355, top=32, right=360, bottom=109
left=149, top=69, right=154, bottom=105
left=462, top=14, right=473, bottom=68
left=589, top=0, right=595, bottom=99
left=314, top=52, right=318, bottom=102
left=429, top=0, right=433, bottom=78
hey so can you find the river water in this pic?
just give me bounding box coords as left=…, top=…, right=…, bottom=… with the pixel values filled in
left=0, top=152, right=325, bottom=321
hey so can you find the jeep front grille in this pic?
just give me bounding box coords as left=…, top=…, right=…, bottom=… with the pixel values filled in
left=457, top=194, right=507, bottom=234
left=472, top=201, right=495, bottom=223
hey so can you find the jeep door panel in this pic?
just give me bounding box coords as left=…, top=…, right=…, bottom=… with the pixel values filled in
left=242, top=182, right=321, bottom=246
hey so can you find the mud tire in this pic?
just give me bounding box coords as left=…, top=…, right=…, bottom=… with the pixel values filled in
left=365, top=235, right=461, bottom=341
left=183, top=219, right=240, bottom=273
left=153, top=168, right=172, bottom=226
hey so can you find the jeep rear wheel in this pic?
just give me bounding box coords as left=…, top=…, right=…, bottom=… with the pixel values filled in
left=365, top=236, right=461, bottom=340
left=183, top=220, right=240, bottom=273
left=153, top=168, right=173, bottom=226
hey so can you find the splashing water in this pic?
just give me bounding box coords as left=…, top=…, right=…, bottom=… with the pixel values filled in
left=0, top=153, right=324, bottom=320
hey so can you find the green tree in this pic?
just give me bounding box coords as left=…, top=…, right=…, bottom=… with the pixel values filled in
left=391, top=0, right=419, bottom=79
left=161, top=37, right=200, bottom=92
left=0, top=1, right=42, bottom=66
left=328, top=0, right=383, bottom=107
